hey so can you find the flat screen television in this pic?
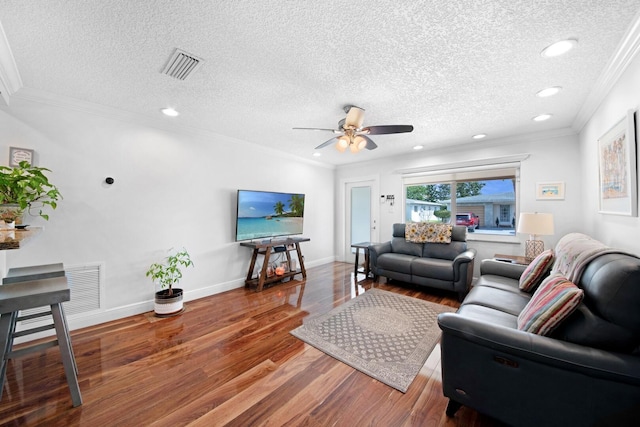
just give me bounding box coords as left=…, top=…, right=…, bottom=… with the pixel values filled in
left=235, top=190, right=305, bottom=241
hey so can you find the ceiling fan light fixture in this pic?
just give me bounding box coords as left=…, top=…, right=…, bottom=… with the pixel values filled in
left=354, top=135, right=367, bottom=150
left=350, top=143, right=360, bottom=153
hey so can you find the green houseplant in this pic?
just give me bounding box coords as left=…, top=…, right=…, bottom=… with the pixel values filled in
left=0, top=160, right=62, bottom=223
left=146, top=248, right=194, bottom=317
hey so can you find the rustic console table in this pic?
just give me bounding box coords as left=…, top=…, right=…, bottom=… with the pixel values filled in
left=240, top=237, right=310, bottom=291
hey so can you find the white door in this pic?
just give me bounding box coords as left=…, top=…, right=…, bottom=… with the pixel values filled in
left=345, top=180, right=378, bottom=264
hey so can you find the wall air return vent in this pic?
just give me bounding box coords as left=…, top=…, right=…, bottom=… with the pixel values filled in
left=162, top=48, right=204, bottom=80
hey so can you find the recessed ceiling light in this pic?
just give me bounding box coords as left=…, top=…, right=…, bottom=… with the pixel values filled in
left=536, top=86, right=563, bottom=98
left=312, top=152, right=322, bottom=157
left=541, top=39, right=577, bottom=58
left=472, top=134, right=487, bottom=139
left=413, top=145, right=424, bottom=150
left=533, top=114, right=552, bottom=122
left=161, top=108, right=179, bottom=117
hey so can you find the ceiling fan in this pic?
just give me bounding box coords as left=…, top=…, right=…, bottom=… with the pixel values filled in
left=293, top=105, right=414, bottom=153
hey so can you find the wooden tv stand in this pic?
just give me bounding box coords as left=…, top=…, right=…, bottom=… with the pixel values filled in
left=240, top=237, right=309, bottom=291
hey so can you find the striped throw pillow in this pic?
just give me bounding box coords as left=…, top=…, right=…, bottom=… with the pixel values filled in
left=517, top=275, right=584, bottom=335
left=519, top=249, right=554, bottom=292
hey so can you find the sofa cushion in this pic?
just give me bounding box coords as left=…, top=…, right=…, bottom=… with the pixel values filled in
left=377, top=253, right=416, bottom=274
left=517, top=275, right=584, bottom=335
left=411, top=258, right=454, bottom=281
left=551, top=303, right=639, bottom=353
left=579, top=253, right=640, bottom=335
left=462, top=285, right=531, bottom=316
left=390, top=236, right=422, bottom=257
left=455, top=304, right=518, bottom=329
left=475, top=275, right=529, bottom=295
left=519, top=249, right=554, bottom=292
left=423, top=241, right=468, bottom=260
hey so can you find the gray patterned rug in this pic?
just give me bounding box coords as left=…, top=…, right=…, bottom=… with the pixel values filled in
left=290, top=288, right=455, bottom=392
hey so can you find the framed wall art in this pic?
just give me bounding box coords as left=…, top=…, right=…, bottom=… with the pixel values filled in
left=536, top=181, right=565, bottom=200
left=9, top=147, right=34, bottom=167
left=598, top=109, right=637, bottom=216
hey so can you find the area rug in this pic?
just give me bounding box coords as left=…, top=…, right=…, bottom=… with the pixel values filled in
left=290, top=288, right=455, bottom=392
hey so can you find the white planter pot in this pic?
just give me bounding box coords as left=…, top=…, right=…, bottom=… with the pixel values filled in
left=154, top=288, right=184, bottom=317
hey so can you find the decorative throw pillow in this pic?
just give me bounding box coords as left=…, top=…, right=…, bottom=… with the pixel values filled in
left=405, top=223, right=452, bottom=243
left=517, top=275, right=584, bottom=336
left=519, top=249, right=555, bottom=292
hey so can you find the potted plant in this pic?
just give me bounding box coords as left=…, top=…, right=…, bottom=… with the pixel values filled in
left=145, top=248, right=194, bottom=317
left=0, top=160, right=62, bottom=225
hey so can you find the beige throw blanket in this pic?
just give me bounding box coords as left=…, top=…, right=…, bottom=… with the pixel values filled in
left=551, top=233, right=622, bottom=283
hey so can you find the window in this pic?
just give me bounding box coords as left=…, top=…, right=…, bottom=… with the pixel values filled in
left=403, top=165, right=519, bottom=238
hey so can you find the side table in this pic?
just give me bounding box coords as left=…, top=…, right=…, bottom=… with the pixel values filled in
left=351, top=242, right=379, bottom=279
left=494, top=253, right=531, bottom=266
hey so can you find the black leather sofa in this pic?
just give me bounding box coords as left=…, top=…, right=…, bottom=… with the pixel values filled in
left=368, top=223, right=476, bottom=300
left=437, top=237, right=640, bottom=426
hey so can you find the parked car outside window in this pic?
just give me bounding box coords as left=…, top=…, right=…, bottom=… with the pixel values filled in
left=456, top=213, right=479, bottom=231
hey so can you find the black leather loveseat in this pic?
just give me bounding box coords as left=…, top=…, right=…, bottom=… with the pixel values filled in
left=438, top=233, right=640, bottom=426
left=368, top=223, right=476, bottom=300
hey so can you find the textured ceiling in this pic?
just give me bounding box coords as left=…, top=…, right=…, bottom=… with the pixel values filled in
left=1, top=1, right=640, bottom=166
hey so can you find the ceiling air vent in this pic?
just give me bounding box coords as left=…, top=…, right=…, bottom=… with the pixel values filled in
left=162, top=48, right=204, bottom=80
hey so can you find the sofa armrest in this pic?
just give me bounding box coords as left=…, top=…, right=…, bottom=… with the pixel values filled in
left=368, top=241, right=391, bottom=270
left=437, top=312, right=640, bottom=386
left=453, top=249, right=476, bottom=267
left=480, top=258, right=527, bottom=280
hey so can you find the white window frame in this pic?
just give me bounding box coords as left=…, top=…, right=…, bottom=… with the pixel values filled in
left=402, top=162, right=521, bottom=243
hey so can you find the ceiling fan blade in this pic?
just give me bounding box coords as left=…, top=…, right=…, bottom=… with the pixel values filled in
left=344, top=106, right=365, bottom=129
left=363, top=125, right=414, bottom=135
left=293, top=127, right=339, bottom=133
left=315, top=136, right=339, bottom=149
left=360, top=135, right=378, bottom=150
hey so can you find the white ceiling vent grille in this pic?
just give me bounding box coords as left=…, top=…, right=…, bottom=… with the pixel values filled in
left=162, top=48, right=204, bottom=80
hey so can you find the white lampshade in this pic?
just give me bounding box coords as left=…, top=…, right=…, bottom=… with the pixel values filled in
left=517, top=212, right=554, bottom=236
left=517, top=212, right=554, bottom=260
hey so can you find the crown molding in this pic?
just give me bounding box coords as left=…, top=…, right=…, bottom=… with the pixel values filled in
left=572, top=10, right=640, bottom=132
left=0, top=20, right=23, bottom=106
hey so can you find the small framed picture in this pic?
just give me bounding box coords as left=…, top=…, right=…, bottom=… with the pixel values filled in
left=9, top=147, right=34, bottom=167
left=536, top=181, right=565, bottom=200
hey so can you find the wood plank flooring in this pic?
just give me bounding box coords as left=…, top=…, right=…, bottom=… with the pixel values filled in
left=0, top=262, right=502, bottom=426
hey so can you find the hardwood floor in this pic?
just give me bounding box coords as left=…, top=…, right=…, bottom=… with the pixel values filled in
left=0, top=262, right=502, bottom=426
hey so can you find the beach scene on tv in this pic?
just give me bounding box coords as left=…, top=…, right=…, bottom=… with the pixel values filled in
left=236, top=191, right=305, bottom=241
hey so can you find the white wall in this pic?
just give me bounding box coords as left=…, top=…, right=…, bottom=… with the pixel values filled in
left=334, top=129, right=582, bottom=275
left=0, top=96, right=335, bottom=328
left=579, top=52, right=640, bottom=254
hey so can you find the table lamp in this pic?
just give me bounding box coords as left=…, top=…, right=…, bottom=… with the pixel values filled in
left=517, top=212, right=554, bottom=260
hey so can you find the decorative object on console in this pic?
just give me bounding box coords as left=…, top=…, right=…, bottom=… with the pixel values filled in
left=0, top=161, right=62, bottom=221
left=517, top=212, right=554, bottom=260
left=598, top=109, right=637, bottom=216
left=145, top=248, right=194, bottom=317
left=518, top=249, right=554, bottom=292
